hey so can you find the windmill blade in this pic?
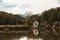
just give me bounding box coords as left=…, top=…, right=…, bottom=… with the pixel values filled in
left=52, top=29, right=56, bottom=33
left=51, top=25, right=57, bottom=35
left=52, top=25, right=55, bottom=28
left=51, top=25, right=59, bottom=35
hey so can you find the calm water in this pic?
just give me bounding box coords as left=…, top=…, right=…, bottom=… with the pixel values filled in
left=13, top=37, right=43, bottom=40
left=0, top=33, right=43, bottom=40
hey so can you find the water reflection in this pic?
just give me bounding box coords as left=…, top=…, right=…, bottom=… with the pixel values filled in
left=0, top=33, right=43, bottom=40
left=12, top=37, right=43, bottom=40
left=20, top=37, right=43, bottom=40
left=20, top=37, right=27, bottom=40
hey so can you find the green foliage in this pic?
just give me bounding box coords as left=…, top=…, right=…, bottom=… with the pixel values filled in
left=38, top=7, right=60, bottom=24
left=0, top=11, right=24, bottom=25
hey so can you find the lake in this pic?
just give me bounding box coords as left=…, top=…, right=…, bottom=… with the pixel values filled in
left=0, top=33, right=43, bottom=40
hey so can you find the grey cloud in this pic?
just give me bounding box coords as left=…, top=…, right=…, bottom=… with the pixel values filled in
left=20, top=4, right=30, bottom=8
left=0, top=3, right=17, bottom=8
left=0, top=0, right=2, bottom=3
left=3, top=5, right=17, bottom=8
left=0, top=0, right=17, bottom=8
left=58, top=0, right=60, bottom=1
left=57, top=0, right=60, bottom=4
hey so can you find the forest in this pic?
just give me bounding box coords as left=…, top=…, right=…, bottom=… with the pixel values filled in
left=0, top=7, right=60, bottom=25
left=0, top=11, right=24, bottom=25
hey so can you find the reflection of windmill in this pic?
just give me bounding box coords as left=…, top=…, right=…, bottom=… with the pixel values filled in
left=51, top=24, right=60, bottom=35
left=32, top=21, right=39, bottom=35
left=50, top=22, right=60, bottom=35
left=51, top=25, right=56, bottom=33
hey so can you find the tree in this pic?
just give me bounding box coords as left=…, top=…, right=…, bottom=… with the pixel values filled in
left=0, top=11, right=24, bottom=25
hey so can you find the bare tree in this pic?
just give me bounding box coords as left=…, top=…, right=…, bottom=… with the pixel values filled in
left=24, top=11, right=32, bottom=24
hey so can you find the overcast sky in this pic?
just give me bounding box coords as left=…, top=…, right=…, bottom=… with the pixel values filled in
left=0, top=0, right=60, bottom=15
